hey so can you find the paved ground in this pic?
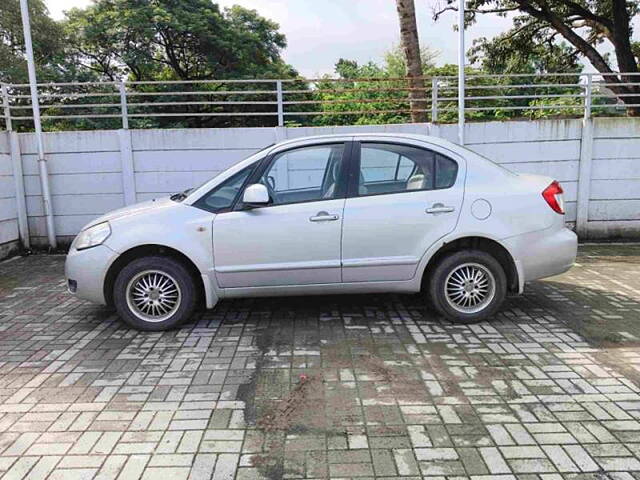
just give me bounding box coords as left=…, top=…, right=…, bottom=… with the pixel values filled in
left=0, top=246, right=640, bottom=480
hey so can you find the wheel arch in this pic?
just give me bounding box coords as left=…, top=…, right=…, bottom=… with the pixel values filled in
left=421, top=236, right=520, bottom=294
left=103, top=244, right=206, bottom=308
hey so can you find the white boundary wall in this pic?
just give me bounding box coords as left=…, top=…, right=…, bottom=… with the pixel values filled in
left=0, top=132, right=20, bottom=258
left=0, top=117, right=638, bottom=253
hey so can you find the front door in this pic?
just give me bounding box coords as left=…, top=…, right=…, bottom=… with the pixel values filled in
left=341, top=141, right=465, bottom=282
left=213, top=142, right=349, bottom=288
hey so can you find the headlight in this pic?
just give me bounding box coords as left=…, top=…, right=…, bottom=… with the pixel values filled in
left=73, top=222, right=111, bottom=250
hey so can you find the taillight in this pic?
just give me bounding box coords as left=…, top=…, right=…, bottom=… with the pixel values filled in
left=542, top=181, right=565, bottom=214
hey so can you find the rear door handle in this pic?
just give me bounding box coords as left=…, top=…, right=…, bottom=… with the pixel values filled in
left=310, top=211, right=339, bottom=222
left=426, top=203, right=455, bottom=214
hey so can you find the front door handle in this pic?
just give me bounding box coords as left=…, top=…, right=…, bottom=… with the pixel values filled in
left=426, top=203, right=455, bottom=214
left=310, top=211, right=339, bottom=222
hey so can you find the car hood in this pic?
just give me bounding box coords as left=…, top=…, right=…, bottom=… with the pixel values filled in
left=83, top=196, right=176, bottom=230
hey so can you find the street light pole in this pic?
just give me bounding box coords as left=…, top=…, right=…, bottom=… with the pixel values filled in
left=20, top=0, right=56, bottom=249
left=458, top=0, right=465, bottom=145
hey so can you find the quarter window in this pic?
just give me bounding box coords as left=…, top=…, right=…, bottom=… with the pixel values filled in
left=436, top=154, right=458, bottom=189
left=194, top=165, right=254, bottom=212
left=358, top=143, right=458, bottom=196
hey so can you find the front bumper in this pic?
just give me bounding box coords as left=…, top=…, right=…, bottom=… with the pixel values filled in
left=65, top=244, right=119, bottom=305
left=503, top=226, right=578, bottom=284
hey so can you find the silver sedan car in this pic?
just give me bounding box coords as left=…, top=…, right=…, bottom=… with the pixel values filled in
left=65, top=134, right=577, bottom=330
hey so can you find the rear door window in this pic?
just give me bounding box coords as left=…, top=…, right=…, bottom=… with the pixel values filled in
left=357, top=143, right=457, bottom=196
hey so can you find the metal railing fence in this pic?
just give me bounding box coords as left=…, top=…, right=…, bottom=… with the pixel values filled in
left=1, top=72, right=639, bottom=131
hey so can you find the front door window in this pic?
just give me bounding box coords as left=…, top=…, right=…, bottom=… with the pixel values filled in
left=257, top=144, right=346, bottom=206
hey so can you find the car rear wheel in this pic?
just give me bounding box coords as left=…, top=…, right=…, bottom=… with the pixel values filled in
left=113, top=256, right=197, bottom=331
left=429, top=250, right=506, bottom=323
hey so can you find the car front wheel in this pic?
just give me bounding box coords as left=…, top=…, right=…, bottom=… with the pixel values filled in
left=429, top=250, right=506, bottom=323
left=113, top=256, right=197, bottom=331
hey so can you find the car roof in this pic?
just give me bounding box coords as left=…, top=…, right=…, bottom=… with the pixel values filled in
left=272, top=132, right=467, bottom=155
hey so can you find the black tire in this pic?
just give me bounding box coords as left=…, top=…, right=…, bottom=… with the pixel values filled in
left=428, top=250, right=506, bottom=323
left=113, top=255, right=197, bottom=331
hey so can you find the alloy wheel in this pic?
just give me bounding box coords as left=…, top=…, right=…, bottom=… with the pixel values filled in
left=443, top=262, right=496, bottom=314
left=126, top=270, right=182, bottom=322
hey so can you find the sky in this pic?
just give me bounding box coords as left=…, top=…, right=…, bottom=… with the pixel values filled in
left=44, top=0, right=513, bottom=77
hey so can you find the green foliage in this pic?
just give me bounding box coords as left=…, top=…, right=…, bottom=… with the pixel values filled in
left=454, top=0, right=639, bottom=74
left=1, top=0, right=298, bottom=130
left=469, top=24, right=583, bottom=76
left=62, top=0, right=295, bottom=81
left=309, top=47, right=437, bottom=126
left=436, top=0, right=639, bottom=115
left=524, top=96, right=584, bottom=119
left=310, top=52, right=584, bottom=125
left=0, top=0, right=67, bottom=83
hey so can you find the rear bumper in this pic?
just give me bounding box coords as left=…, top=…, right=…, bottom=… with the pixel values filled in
left=65, top=244, right=119, bottom=305
left=503, top=226, right=578, bottom=286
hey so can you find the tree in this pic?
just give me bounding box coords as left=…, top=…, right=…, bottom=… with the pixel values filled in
left=63, top=0, right=295, bottom=81
left=471, top=35, right=583, bottom=75
left=1, top=0, right=297, bottom=130
left=0, top=0, right=66, bottom=83
left=395, top=0, right=428, bottom=122
left=0, top=0, right=102, bottom=132
left=433, top=0, right=640, bottom=115
left=58, top=0, right=298, bottom=129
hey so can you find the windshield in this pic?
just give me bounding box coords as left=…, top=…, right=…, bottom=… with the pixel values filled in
left=170, top=143, right=274, bottom=202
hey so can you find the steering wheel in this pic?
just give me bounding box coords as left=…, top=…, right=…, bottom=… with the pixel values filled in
left=262, top=176, right=279, bottom=204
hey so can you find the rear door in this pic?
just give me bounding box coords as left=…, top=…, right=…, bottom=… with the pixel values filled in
left=341, top=140, right=465, bottom=282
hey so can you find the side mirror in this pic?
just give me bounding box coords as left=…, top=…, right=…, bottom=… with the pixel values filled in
left=242, top=183, right=270, bottom=207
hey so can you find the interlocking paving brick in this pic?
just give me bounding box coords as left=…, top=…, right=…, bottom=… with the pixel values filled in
left=2, top=246, right=640, bottom=478
left=49, top=468, right=98, bottom=480
left=479, top=446, right=511, bottom=474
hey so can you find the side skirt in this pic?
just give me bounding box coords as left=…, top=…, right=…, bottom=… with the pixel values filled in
left=221, top=279, right=421, bottom=299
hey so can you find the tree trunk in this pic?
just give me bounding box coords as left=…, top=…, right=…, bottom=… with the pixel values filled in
left=610, top=0, right=640, bottom=116
left=594, top=74, right=640, bottom=117
left=395, top=0, right=427, bottom=123
left=623, top=91, right=640, bottom=117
